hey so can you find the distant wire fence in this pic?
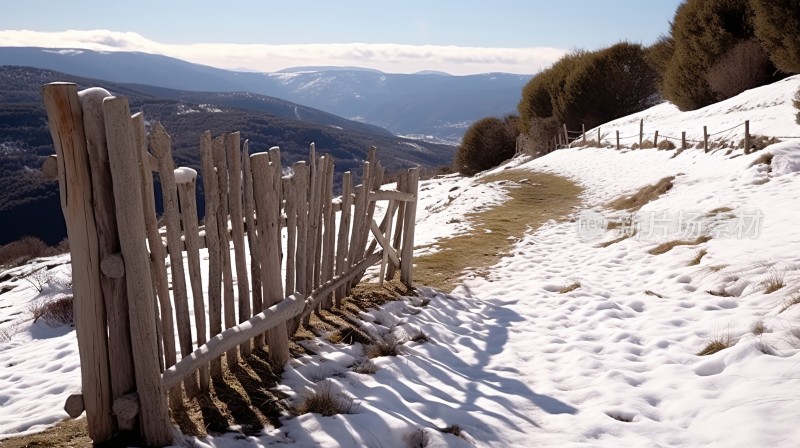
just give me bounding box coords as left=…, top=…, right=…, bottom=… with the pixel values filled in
left=517, top=119, right=800, bottom=156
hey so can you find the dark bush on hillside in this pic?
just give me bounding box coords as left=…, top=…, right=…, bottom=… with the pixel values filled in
left=454, top=116, right=517, bottom=176
left=555, top=42, right=659, bottom=130
left=646, top=35, right=675, bottom=88
left=517, top=51, right=589, bottom=133
left=662, top=0, right=756, bottom=110
left=707, top=39, right=774, bottom=100
left=751, top=0, right=800, bottom=73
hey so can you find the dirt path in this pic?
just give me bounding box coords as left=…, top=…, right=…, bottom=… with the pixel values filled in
left=414, top=169, right=583, bottom=291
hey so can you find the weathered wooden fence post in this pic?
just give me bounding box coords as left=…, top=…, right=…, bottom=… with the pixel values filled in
left=562, top=124, right=568, bottom=147
left=251, top=153, right=290, bottom=363
left=639, top=119, right=643, bottom=148
left=616, top=130, right=620, bottom=150
left=654, top=130, right=659, bottom=147
left=682, top=131, right=687, bottom=150
left=78, top=87, right=136, bottom=429
left=226, top=133, right=252, bottom=357
left=582, top=124, right=586, bottom=145
left=744, top=120, right=751, bottom=154
left=103, top=96, right=172, bottom=447
left=152, top=123, right=198, bottom=397
left=42, top=82, right=115, bottom=443
left=703, top=126, right=709, bottom=153
left=201, top=134, right=224, bottom=379
left=400, top=167, right=419, bottom=287
left=597, top=128, right=601, bottom=147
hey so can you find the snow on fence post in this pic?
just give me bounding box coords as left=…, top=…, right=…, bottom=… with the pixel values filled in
left=744, top=120, right=751, bottom=154
left=42, top=82, right=115, bottom=443
left=251, top=153, right=290, bottom=364
left=682, top=131, right=687, bottom=150
left=201, top=134, right=223, bottom=379
left=226, top=132, right=252, bottom=357
left=78, top=87, right=136, bottom=423
left=151, top=123, right=199, bottom=398
left=176, top=168, right=209, bottom=390
left=103, top=96, right=172, bottom=447
left=400, top=167, right=420, bottom=287
left=703, top=126, right=709, bottom=152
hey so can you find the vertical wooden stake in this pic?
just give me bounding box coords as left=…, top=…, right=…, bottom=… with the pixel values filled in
left=654, top=130, right=659, bottom=147
left=78, top=87, right=135, bottom=422
left=562, top=124, right=568, bottom=147
left=251, top=154, right=290, bottom=364
left=242, top=141, right=264, bottom=349
left=225, top=133, right=251, bottom=357
left=639, top=119, right=643, bottom=148
left=42, top=83, right=114, bottom=443
left=334, top=172, right=353, bottom=306
left=582, top=123, right=586, bottom=145
left=213, top=139, right=237, bottom=369
left=703, top=126, right=709, bottom=153
left=616, top=130, right=620, bottom=150
left=103, top=96, right=172, bottom=447
left=597, top=127, right=601, bottom=147
left=200, top=133, right=223, bottom=379
left=744, top=120, right=751, bottom=154
left=151, top=123, right=198, bottom=397
left=400, top=168, right=419, bottom=287
left=176, top=171, right=208, bottom=390
left=682, top=131, right=686, bottom=150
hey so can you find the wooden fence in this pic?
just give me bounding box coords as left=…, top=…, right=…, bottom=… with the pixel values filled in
left=42, top=83, right=419, bottom=447
left=531, top=119, right=756, bottom=154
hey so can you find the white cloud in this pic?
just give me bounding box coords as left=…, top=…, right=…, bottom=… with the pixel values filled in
left=0, top=29, right=566, bottom=75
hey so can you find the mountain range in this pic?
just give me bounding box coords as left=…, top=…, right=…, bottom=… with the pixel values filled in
left=0, top=47, right=531, bottom=143
left=0, top=65, right=456, bottom=246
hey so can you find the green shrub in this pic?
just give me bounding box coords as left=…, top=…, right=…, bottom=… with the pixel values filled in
left=454, top=116, right=517, bottom=176
left=555, top=42, right=659, bottom=130
left=751, top=0, right=800, bottom=73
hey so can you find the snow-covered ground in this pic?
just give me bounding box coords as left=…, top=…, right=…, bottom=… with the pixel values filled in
left=2, top=77, right=800, bottom=447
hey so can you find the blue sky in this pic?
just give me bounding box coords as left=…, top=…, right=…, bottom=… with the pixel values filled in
left=0, top=0, right=683, bottom=74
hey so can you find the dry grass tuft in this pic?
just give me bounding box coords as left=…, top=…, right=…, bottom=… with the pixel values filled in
left=657, top=139, right=676, bottom=150
left=706, top=207, right=734, bottom=218
left=749, top=152, right=774, bottom=168
left=648, top=236, right=711, bottom=255
left=780, top=292, right=800, bottom=313
left=0, top=236, right=69, bottom=269
left=294, top=381, right=359, bottom=417
left=763, top=269, right=786, bottom=293
left=644, top=290, right=665, bottom=298
left=559, top=282, right=581, bottom=294
left=697, top=334, right=733, bottom=356
left=352, top=357, right=379, bottom=374
left=752, top=320, right=766, bottom=336
left=609, top=176, right=674, bottom=211
left=29, top=296, right=74, bottom=327
left=597, top=231, right=635, bottom=248
left=743, top=136, right=781, bottom=153
left=366, top=333, right=401, bottom=358
left=688, top=249, right=707, bottom=266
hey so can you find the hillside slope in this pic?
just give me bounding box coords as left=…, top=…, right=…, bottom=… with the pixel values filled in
left=1, top=78, right=800, bottom=447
